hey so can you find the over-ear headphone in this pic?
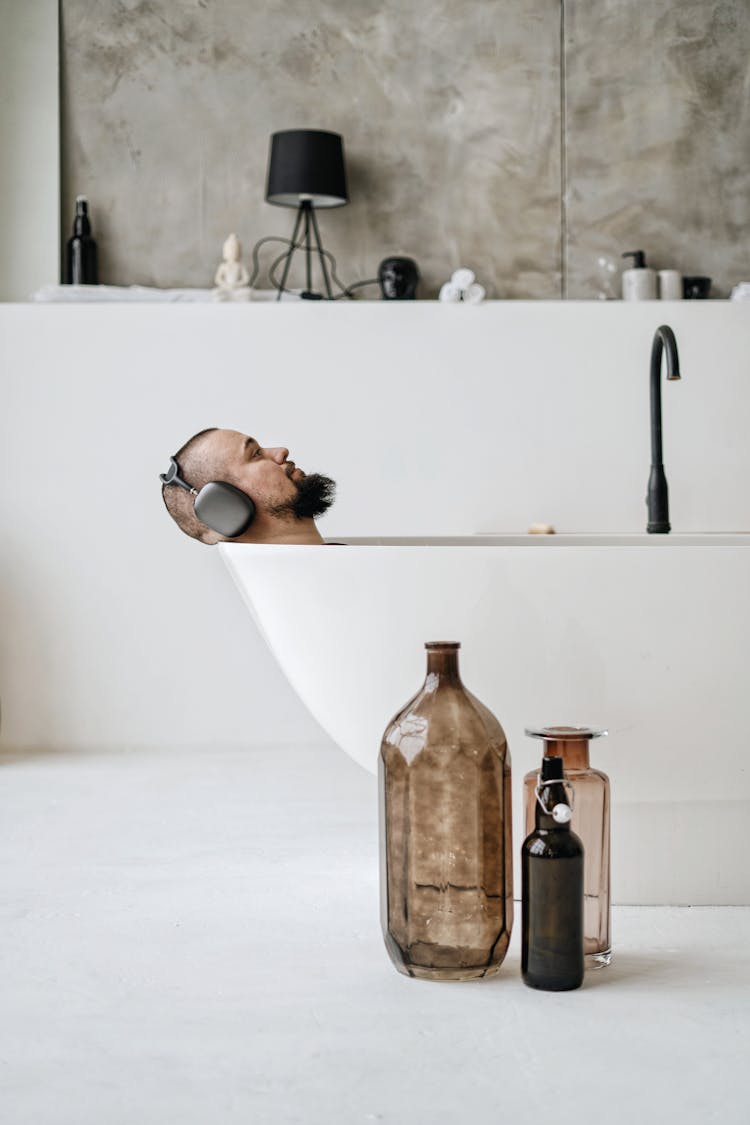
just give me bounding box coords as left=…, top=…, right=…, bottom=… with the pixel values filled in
left=159, top=456, right=256, bottom=538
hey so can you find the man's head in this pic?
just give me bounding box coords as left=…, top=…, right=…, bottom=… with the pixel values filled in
left=161, top=428, right=336, bottom=545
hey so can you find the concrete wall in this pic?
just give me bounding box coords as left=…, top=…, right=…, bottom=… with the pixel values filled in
left=60, top=1, right=750, bottom=298
left=564, top=0, right=750, bottom=299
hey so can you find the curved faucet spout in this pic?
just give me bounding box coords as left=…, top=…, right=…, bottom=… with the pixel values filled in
left=647, top=325, right=681, bottom=533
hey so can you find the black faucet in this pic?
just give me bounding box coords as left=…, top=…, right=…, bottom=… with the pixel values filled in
left=647, top=325, right=681, bottom=533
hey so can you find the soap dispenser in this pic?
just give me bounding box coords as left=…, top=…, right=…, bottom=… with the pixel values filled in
left=524, top=726, right=611, bottom=966
left=621, top=250, right=656, bottom=300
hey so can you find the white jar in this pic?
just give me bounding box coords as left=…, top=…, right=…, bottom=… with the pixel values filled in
left=658, top=270, right=683, bottom=300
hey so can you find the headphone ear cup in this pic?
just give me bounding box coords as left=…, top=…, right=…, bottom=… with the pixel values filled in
left=194, top=481, right=255, bottom=538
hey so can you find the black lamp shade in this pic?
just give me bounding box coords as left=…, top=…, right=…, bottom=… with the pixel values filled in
left=266, top=129, right=348, bottom=208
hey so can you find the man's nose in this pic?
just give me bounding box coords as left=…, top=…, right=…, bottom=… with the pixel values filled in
left=266, top=447, right=289, bottom=463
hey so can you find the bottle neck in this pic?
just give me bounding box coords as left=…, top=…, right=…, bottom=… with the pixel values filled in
left=534, top=780, right=571, bottom=831
left=543, top=738, right=590, bottom=769
left=424, top=646, right=462, bottom=686
left=73, top=203, right=91, bottom=238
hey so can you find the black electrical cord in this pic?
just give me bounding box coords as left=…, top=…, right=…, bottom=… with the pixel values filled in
left=247, top=235, right=293, bottom=289
left=248, top=232, right=379, bottom=300
left=267, top=238, right=379, bottom=300
left=331, top=277, right=382, bottom=300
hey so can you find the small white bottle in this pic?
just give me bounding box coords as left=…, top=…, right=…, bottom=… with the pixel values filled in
left=658, top=269, right=683, bottom=300
left=621, top=250, right=657, bottom=300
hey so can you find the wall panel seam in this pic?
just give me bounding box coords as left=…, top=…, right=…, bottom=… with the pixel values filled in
left=560, top=0, right=567, bottom=300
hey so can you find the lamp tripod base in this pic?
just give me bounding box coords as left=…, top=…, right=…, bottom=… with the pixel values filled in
left=275, top=200, right=334, bottom=301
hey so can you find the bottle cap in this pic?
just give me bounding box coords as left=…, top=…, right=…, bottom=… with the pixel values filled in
left=535, top=759, right=575, bottom=815
left=622, top=250, right=647, bottom=268
left=540, top=756, right=564, bottom=781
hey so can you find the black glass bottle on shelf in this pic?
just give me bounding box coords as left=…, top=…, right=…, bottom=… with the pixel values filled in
left=522, top=756, right=584, bottom=992
left=64, top=196, right=98, bottom=284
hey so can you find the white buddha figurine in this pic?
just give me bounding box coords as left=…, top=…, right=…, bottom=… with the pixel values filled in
left=213, top=233, right=251, bottom=301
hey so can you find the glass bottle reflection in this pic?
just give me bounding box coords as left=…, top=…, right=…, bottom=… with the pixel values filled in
left=523, top=726, right=611, bottom=967
left=379, top=642, right=513, bottom=981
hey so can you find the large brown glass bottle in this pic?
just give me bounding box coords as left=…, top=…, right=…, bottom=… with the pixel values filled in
left=523, top=726, right=610, bottom=966
left=379, top=642, right=513, bottom=981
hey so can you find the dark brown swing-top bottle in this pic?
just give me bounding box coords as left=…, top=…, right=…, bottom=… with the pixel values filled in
left=522, top=756, right=584, bottom=991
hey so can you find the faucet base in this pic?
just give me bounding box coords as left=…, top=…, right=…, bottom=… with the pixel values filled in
left=647, top=521, right=671, bottom=534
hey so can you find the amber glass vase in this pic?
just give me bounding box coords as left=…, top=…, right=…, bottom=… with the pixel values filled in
left=379, top=642, right=513, bottom=981
left=523, top=726, right=610, bottom=967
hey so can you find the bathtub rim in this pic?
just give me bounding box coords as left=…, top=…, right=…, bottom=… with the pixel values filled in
left=220, top=533, right=750, bottom=551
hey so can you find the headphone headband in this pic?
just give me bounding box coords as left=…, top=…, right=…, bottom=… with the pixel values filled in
left=159, top=456, right=197, bottom=495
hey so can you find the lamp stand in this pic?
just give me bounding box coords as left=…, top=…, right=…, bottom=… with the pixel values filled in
left=275, top=200, right=335, bottom=301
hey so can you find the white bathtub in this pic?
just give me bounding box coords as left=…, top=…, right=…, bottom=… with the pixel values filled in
left=219, top=534, right=750, bottom=903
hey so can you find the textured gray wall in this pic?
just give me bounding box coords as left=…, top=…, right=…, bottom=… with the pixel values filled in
left=564, top=0, right=750, bottom=298
left=61, top=1, right=750, bottom=297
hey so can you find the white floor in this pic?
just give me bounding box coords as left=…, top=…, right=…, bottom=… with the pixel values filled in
left=1, top=742, right=748, bottom=1125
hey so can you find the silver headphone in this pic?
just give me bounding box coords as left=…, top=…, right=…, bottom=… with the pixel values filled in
left=160, top=457, right=256, bottom=538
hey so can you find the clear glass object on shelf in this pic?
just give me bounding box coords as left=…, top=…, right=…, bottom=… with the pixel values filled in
left=594, top=255, right=619, bottom=300
left=379, top=642, right=513, bottom=981
left=523, top=725, right=611, bottom=967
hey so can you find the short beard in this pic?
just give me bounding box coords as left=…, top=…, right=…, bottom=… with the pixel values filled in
left=267, top=473, right=337, bottom=521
